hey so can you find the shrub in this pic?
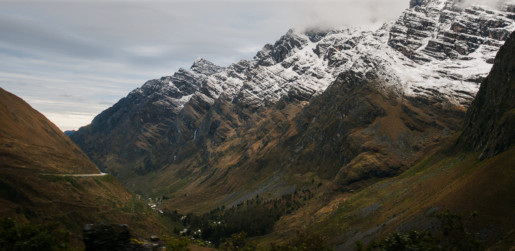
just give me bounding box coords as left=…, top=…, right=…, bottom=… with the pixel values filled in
left=0, top=218, right=70, bottom=251
left=163, top=235, right=190, bottom=251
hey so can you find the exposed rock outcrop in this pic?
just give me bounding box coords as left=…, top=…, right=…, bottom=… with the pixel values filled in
left=458, top=30, right=515, bottom=159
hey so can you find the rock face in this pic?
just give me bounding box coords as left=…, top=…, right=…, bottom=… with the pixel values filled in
left=458, top=30, right=515, bottom=159
left=388, top=0, right=515, bottom=105
left=71, top=0, right=515, bottom=210
left=70, top=58, right=224, bottom=178
left=391, top=1, right=513, bottom=62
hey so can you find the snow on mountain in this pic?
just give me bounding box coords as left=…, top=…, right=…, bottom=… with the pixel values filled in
left=81, top=0, right=514, bottom=142
left=69, top=0, right=515, bottom=208
left=137, top=0, right=514, bottom=114
left=128, top=58, right=225, bottom=112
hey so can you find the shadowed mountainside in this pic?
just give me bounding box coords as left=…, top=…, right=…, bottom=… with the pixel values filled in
left=457, top=29, right=515, bottom=159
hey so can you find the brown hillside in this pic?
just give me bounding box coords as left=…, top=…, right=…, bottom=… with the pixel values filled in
left=0, top=87, right=169, bottom=246
left=0, top=87, right=99, bottom=174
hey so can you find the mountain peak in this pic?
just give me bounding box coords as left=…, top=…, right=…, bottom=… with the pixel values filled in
left=190, top=58, right=224, bottom=75
left=71, top=1, right=514, bottom=214
left=192, top=57, right=213, bottom=67
left=409, top=0, right=448, bottom=9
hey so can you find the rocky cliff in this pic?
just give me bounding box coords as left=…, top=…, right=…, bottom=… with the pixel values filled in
left=458, top=30, right=515, bottom=158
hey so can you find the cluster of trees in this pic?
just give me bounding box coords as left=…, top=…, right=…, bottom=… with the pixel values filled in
left=218, top=230, right=333, bottom=251
left=356, top=210, right=484, bottom=251
left=164, top=189, right=314, bottom=246
left=0, top=208, right=485, bottom=250
left=216, top=209, right=484, bottom=251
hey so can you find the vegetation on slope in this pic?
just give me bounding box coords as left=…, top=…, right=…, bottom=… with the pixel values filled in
left=0, top=87, right=98, bottom=174
left=0, top=217, right=70, bottom=251
left=0, top=87, right=172, bottom=247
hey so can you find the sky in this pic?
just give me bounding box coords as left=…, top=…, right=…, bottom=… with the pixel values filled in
left=1, top=0, right=417, bottom=131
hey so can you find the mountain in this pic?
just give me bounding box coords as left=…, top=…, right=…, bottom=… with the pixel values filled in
left=0, top=87, right=169, bottom=246
left=274, top=29, right=515, bottom=250
left=71, top=0, right=515, bottom=213
left=0, top=87, right=99, bottom=174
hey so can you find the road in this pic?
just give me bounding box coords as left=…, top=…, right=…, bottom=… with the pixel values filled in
left=42, top=173, right=108, bottom=177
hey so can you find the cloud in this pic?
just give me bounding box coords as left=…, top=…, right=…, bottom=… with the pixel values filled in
left=457, top=0, right=515, bottom=8
left=44, top=112, right=100, bottom=131
left=287, top=0, right=408, bottom=31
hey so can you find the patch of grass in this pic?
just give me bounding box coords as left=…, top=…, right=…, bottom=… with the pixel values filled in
left=40, top=175, right=84, bottom=191
left=297, top=147, right=515, bottom=249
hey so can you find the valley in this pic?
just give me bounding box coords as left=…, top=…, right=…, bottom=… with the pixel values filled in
left=1, top=0, right=514, bottom=249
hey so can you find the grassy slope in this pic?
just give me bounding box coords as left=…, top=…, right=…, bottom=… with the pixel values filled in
left=258, top=142, right=515, bottom=249
left=0, top=87, right=99, bottom=174
left=0, top=87, right=172, bottom=246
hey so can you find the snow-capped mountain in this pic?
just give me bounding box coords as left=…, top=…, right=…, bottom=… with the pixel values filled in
left=70, top=0, right=514, bottom=207
left=128, top=58, right=224, bottom=113
left=172, top=0, right=514, bottom=113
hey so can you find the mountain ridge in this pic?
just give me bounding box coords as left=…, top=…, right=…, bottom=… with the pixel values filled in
left=70, top=0, right=515, bottom=213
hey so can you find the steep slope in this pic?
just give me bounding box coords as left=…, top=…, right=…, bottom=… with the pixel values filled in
left=0, top=87, right=99, bottom=174
left=458, top=27, right=515, bottom=159
left=71, top=0, right=515, bottom=212
left=265, top=29, right=515, bottom=250
left=0, top=87, right=168, bottom=246
left=70, top=59, right=224, bottom=180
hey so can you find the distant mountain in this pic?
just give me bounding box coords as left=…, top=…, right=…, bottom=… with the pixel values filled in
left=0, top=87, right=168, bottom=246
left=64, top=130, right=76, bottom=136
left=71, top=0, right=515, bottom=213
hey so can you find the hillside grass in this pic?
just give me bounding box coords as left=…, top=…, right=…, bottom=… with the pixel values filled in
left=257, top=146, right=515, bottom=249
left=0, top=169, right=173, bottom=248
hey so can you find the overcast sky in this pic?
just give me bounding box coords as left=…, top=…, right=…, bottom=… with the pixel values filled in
left=0, top=0, right=414, bottom=130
